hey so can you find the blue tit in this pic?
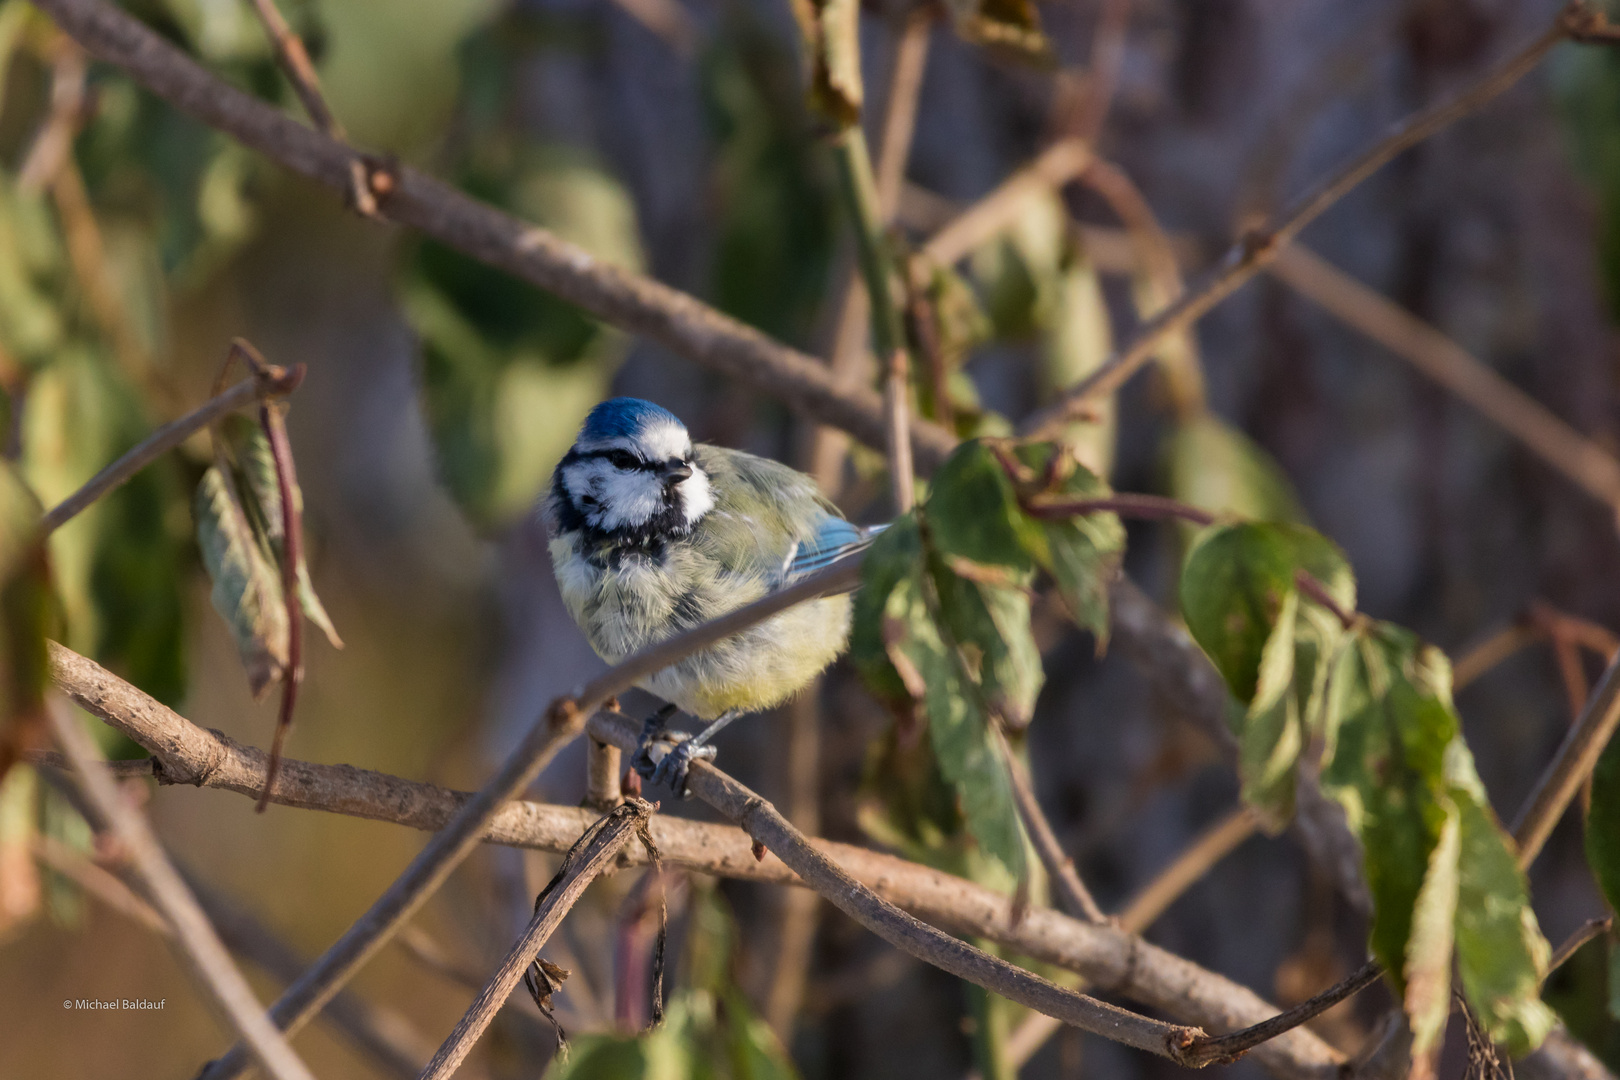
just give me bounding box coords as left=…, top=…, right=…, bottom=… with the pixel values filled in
left=543, top=397, right=879, bottom=792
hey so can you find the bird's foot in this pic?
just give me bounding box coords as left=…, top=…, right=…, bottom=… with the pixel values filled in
left=630, top=704, right=685, bottom=787
left=648, top=737, right=716, bottom=798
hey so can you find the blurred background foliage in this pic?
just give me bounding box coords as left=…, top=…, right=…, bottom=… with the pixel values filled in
left=0, top=0, right=1619, bottom=1076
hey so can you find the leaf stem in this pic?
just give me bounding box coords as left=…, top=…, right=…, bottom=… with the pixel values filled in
left=991, top=724, right=1107, bottom=924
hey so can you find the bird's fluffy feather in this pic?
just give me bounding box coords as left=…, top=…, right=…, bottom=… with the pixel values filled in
left=544, top=407, right=867, bottom=720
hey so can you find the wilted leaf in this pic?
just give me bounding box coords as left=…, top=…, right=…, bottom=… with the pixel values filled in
left=195, top=466, right=287, bottom=699
left=226, top=418, right=341, bottom=649
left=1040, top=256, right=1116, bottom=479
left=940, top=0, right=1053, bottom=65
left=786, top=0, right=863, bottom=126
left=1167, top=414, right=1306, bottom=525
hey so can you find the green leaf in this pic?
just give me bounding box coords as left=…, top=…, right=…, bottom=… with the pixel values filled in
left=1167, top=414, right=1306, bottom=525
left=1180, top=521, right=1353, bottom=704
left=930, top=563, right=1043, bottom=730
left=1324, top=626, right=1553, bottom=1056
left=925, top=441, right=1039, bottom=576
left=786, top=0, right=863, bottom=126
left=1453, top=781, right=1557, bottom=1055
left=884, top=573, right=1026, bottom=880
left=195, top=467, right=288, bottom=699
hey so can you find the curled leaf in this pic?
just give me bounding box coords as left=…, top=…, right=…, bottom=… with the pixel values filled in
left=194, top=466, right=287, bottom=699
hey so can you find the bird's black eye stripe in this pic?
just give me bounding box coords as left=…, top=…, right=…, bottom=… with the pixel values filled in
left=580, top=448, right=650, bottom=470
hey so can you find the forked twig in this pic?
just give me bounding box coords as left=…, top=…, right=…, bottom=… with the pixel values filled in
left=418, top=799, right=658, bottom=1080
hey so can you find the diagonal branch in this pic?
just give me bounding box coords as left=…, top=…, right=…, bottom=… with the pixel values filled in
left=48, top=640, right=1346, bottom=1079
left=1019, top=3, right=1608, bottom=440
left=418, top=799, right=657, bottom=1080
left=31, top=0, right=959, bottom=474
left=45, top=699, right=317, bottom=1080
left=194, top=553, right=865, bottom=1080
left=992, top=724, right=1106, bottom=923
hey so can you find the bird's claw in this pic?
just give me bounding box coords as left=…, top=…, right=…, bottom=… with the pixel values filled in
left=632, top=730, right=714, bottom=797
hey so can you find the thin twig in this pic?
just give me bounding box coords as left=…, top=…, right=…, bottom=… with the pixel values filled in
left=764, top=690, right=823, bottom=1037
left=25, top=749, right=155, bottom=778
left=583, top=738, right=623, bottom=812
left=45, top=699, right=318, bottom=1080
left=992, top=725, right=1106, bottom=924
left=196, top=553, right=868, bottom=1080
left=418, top=799, right=657, bottom=1080
left=589, top=714, right=1212, bottom=1066
left=1181, top=960, right=1384, bottom=1067
left=1452, top=623, right=1544, bottom=690
left=40, top=368, right=303, bottom=535
left=1544, top=916, right=1613, bottom=982
left=1510, top=650, right=1620, bottom=866
left=1269, top=243, right=1620, bottom=511
left=43, top=642, right=1349, bottom=1079
left=885, top=345, right=916, bottom=512
left=32, top=0, right=961, bottom=473
left=1019, top=5, right=1597, bottom=439
left=1067, top=0, right=1131, bottom=142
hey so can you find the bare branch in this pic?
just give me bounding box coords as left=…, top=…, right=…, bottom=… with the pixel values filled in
left=1019, top=6, right=1590, bottom=440
left=1545, top=916, right=1612, bottom=983
left=40, top=367, right=303, bottom=535
left=49, top=640, right=1346, bottom=1079
left=1181, top=960, right=1383, bottom=1067
left=1269, top=244, right=1620, bottom=512
left=419, top=799, right=656, bottom=1080
left=31, top=0, right=960, bottom=473
left=45, top=699, right=317, bottom=1080
left=875, top=9, right=932, bottom=219
left=992, top=725, right=1106, bottom=924
left=583, top=738, right=623, bottom=812
left=31, top=833, right=168, bottom=935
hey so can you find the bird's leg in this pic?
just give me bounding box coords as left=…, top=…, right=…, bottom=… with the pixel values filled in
left=629, top=703, right=680, bottom=779
left=650, top=709, right=743, bottom=797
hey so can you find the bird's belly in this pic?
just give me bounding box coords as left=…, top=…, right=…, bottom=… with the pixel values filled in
left=549, top=536, right=854, bottom=719
left=642, top=594, right=853, bottom=719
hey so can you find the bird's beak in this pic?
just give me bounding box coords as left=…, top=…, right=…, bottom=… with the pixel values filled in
left=660, top=460, right=693, bottom=484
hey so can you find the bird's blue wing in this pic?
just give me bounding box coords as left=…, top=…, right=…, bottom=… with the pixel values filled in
left=782, top=516, right=884, bottom=582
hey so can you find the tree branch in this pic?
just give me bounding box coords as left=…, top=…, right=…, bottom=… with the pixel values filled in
left=1511, top=649, right=1620, bottom=865
left=31, top=0, right=960, bottom=473
left=1018, top=4, right=1600, bottom=440
left=45, top=699, right=317, bottom=1080
left=419, top=799, right=656, bottom=1080
left=49, top=640, right=1346, bottom=1079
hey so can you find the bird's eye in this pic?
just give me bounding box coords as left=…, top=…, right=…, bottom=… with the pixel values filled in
left=606, top=450, right=640, bottom=470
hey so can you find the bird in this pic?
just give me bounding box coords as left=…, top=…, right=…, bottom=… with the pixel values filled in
left=542, top=397, right=879, bottom=793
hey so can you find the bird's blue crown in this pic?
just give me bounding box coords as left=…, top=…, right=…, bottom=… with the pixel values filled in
left=579, top=398, right=686, bottom=443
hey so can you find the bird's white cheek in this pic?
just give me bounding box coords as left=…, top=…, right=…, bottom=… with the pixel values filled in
left=596, top=471, right=665, bottom=530
left=679, top=468, right=714, bottom=525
